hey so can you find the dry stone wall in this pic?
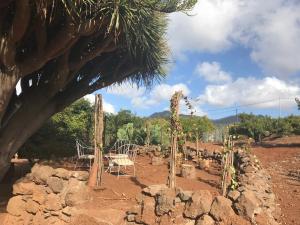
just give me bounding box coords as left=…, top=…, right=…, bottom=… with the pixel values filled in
left=125, top=149, right=281, bottom=225
left=4, top=164, right=91, bottom=225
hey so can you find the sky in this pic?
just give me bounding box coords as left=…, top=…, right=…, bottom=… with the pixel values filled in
left=86, top=0, right=300, bottom=119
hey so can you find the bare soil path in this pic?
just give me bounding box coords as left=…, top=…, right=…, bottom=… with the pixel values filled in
left=253, top=145, right=300, bottom=225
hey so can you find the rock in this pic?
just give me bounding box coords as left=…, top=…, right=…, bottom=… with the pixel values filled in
left=181, top=164, right=196, bottom=179
left=71, top=171, right=89, bottom=181
left=199, top=159, right=210, bottom=170
left=155, top=189, right=176, bottom=216
left=227, top=190, right=240, bottom=202
left=13, top=178, right=36, bottom=195
left=196, top=215, right=215, bottom=225
left=234, top=190, right=261, bottom=221
left=60, top=213, right=72, bottom=223
left=210, top=196, right=235, bottom=221
left=45, top=193, right=62, bottom=211
left=62, top=206, right=73, bottom=216
left=151, top=156, right=164, bottom=166
left=65, top=184, right=91, bottom=206
left=47, top=176, right=65, bottom=193
left=26, top=199, right=39, bottom=214
left=32, top=211, right=46, bottom=225
left=32, top=186, right=47, bottom=205
left=54, top=168, right=71, bottom=180
left=135, top=197, right=156, bottom=225
left=143, top=184, right=168, bottom=197
left=184, top=190, right=213, bottom=219
left=31, top=164, right=55, bottom=184
left=178, top=190, right=193, bottom=202
left=127, top=214, right=136, bottom=222
left=6, top=196, right=26, bottom=216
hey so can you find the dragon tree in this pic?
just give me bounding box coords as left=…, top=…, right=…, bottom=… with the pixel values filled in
left=0, top=0, right=197, bottom=179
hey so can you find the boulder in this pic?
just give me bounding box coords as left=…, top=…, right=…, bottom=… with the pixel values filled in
left=155, top=189, right=176, bottom=216
left=6, top=196, right=26, bottom=216
left=54, top=168, right=71, bottom=180
left=45, top=193, right=62, bottom=211
left=178, top=190, right=193, bottom=202
left=196, top=215, right=215, bottom=225
left=32, top=186, right=47, bottom=205
left=47, top=176, right=65, bottom=193
left=13, top=178, right=36, bottom=195
left=143, top=184, right=168, bottom=197
left=210, top=196, right=235, bottom=221
left=31, top=164, right=55, bottom=184
left=135, top=197, right=156, bottom=225
left=181, top=164, right=196, bottom=179
left=71, top=171, right=89, bottom=181
left=184, top=190, right=213, bottom=219
left=25, top=199, right=39, bottom=214
left=227, top=190, right=240, bottom=202
left=234, top=190, right=261, bottom=221
left=65, top=184, right=91, bottom=206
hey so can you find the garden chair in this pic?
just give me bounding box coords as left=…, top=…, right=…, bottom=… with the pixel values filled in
left=110, top=144, right=138, bottom=178
left=74, top=139, right=94, bottom=170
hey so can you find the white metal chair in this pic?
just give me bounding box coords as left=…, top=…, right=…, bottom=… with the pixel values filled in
left=74, top=139, right=95, bottom=170
left=109, top=144, right=138, bottom=178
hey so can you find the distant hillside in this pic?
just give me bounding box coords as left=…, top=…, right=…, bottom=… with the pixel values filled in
left=149, top=111, right=239, bottom=126
left=149, top=110, right=194, bottom=119
left=149, top=110, right=171, bottom=118
left=212, top=115, right=240, bottom=126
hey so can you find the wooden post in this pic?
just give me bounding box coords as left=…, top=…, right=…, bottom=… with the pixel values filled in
left=196, top=132, right=199, bottom=156
left=88, top=94, right=104, bottom=187
left=146, top=121, right=150, bottom=147
left=168, top=91, right=182, bottom=189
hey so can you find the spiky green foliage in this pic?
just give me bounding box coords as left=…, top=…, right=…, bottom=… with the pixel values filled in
left=0, top=0, right=197, bottom=167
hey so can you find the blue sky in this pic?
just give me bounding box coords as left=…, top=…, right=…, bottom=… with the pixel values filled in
left=86, top=0, right=300, bottom=119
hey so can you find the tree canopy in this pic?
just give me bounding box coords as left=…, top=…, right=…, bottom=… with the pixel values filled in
left=0, top=0, right=197, bottom=179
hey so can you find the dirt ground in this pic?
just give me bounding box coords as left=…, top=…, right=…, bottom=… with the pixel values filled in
left=73, top=155, right=222, bottom=224
left=1, top=137, right=299, bottom=225
left=252, top=144, right=300, bottom=225
left=0, top=154, right=222, bottom=224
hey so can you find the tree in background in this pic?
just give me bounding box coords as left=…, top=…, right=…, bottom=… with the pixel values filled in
left=230, top=113, right=300, bottom=141
left=19, top=99, right=93, bottom=159
left=181, top=116, right=215, bottom=142
left=0, top=0, right=197, bottom=179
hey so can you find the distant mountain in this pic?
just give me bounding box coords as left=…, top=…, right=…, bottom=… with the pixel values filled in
left=149, top=110, right=194, bottom=119
left=149, top=111, right=239, bottom=126
left=149, top=110, right=171, bottom=118
left=212, top=115, right=240, bottom=126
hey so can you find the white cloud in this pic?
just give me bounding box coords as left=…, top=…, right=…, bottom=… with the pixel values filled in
left=133, top=83, right=191, bottom=108
left=84, top=94, right=116, bottom=114
left=168, top=0, right=300, bottom=77
left=168, top=0, right=237, bottom=55
left=103, top=100, right=116, bottom=114
left=106, top=83, right=145, bottom=98
left=195, top=61, right=232, bottom=83
left=198, top=76, right=300, bottom=108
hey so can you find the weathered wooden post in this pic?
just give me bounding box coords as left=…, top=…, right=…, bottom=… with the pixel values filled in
left=88, top=94, right=104, bottom=187
left=145, top=121, right=150, bottom=147
left=168, top=91, right=182, bottom=189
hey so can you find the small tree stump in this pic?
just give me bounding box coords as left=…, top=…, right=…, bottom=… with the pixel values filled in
left=151, top=156, right=164, bottom=166
left=181, top=164, right=196, bottom=179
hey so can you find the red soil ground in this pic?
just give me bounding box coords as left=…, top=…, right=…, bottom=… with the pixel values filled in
left=252, top=144, right=300, bottom=225
left=1, top=136, right=299, bottom=225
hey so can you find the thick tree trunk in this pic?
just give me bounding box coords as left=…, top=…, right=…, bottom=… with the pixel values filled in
left=0, top=72, right=18, bottom=124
